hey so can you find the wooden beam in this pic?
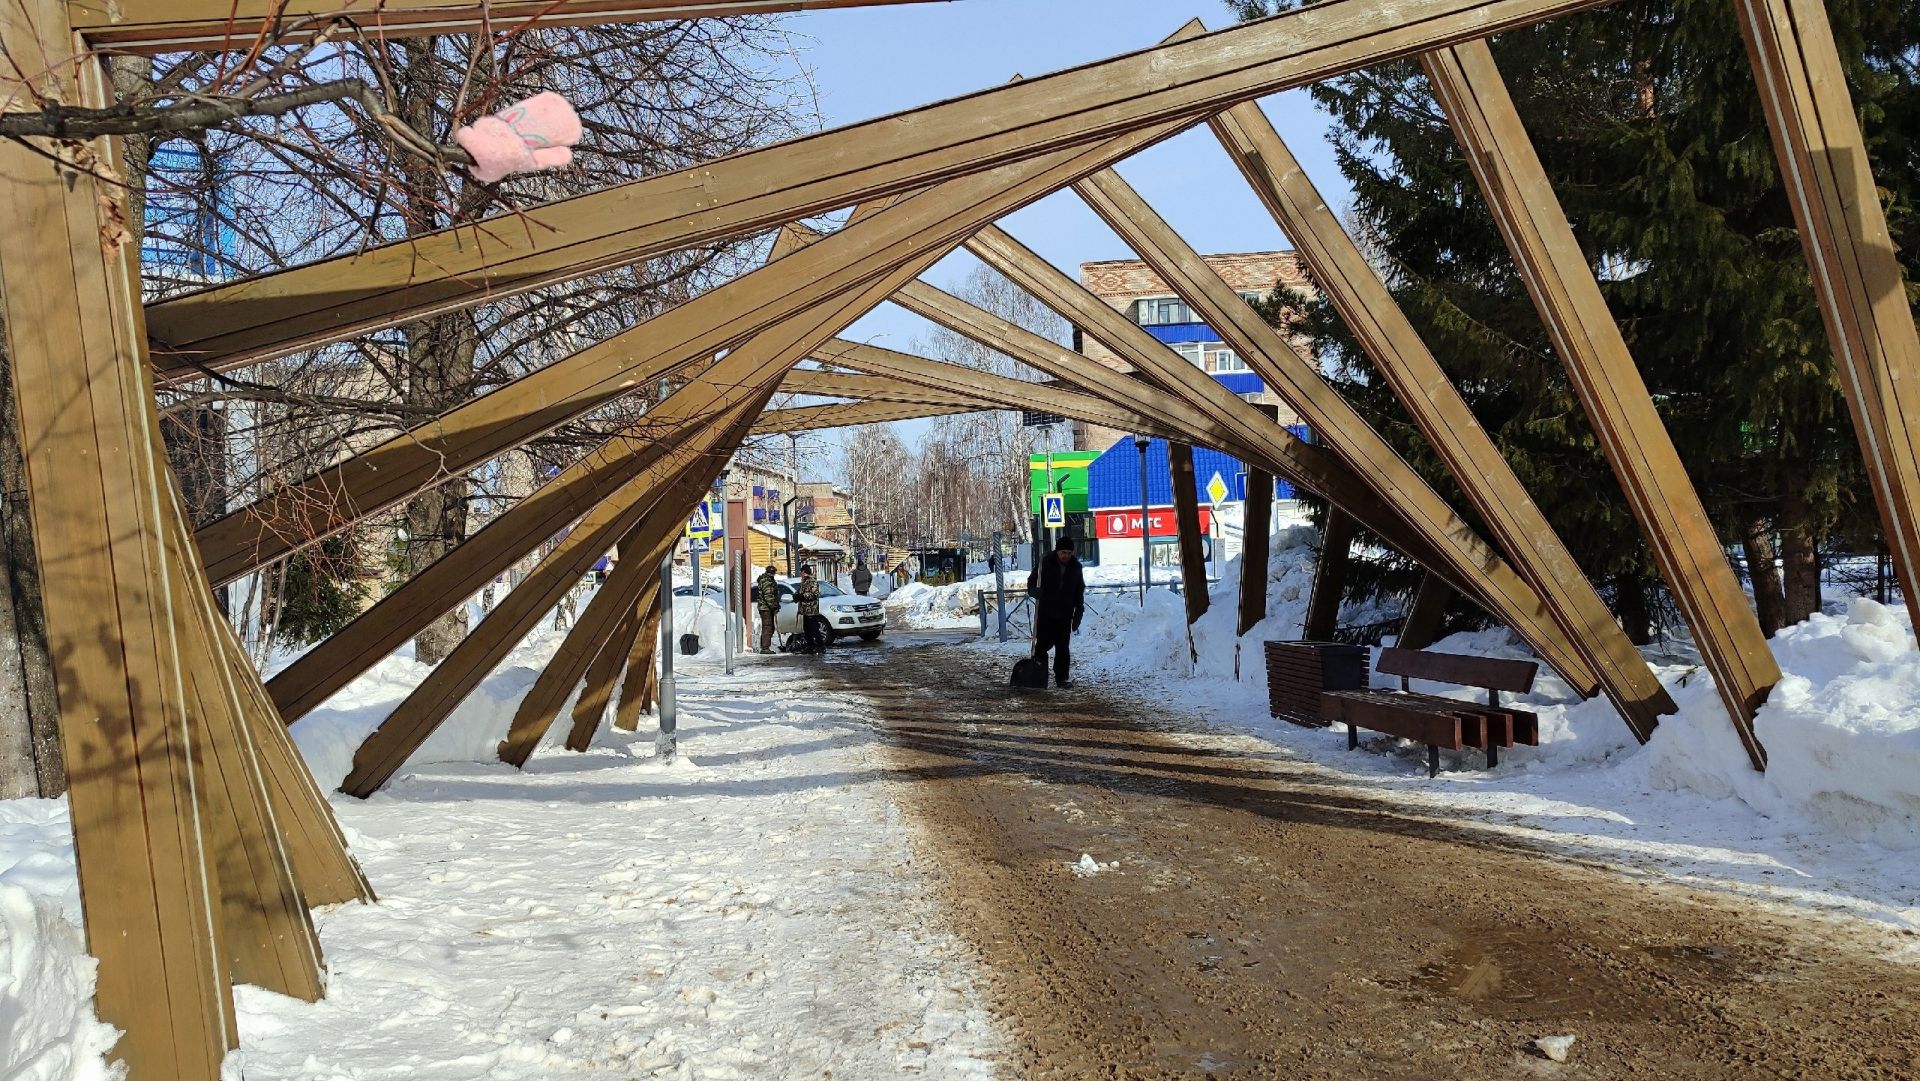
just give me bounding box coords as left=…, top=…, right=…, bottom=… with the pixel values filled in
left=565, top=595, right=649, bottom=752
left=613, top=599, right=663, bottom=732
left=142, top=0, right=1609, bottom=373
left=73, top=0, right=947, bottom=52
left=1169, top=443, right=1210, bottom=625
left=756, top=398, right=977, bottom=433
left=955, top=223, right=1598, bottom=690
left=342, top=394, right=762, bottom=796
left=1400, top=572, right=1454, bottom=651
left=1303, top=509, right=1356, bottom=640
left=1075, top=167, right=1668, bottom=739
left=1419, top=39, right=1773, bottom=767
left=777, top=367, right=994, bottom=409
left=497, top=407, right=761, bottom=766
left=1237, top=468, right=1274, bottom=637
left=196, top=118, right=1178, bottom=584
left=1734, top=0, right=1920, bottom=637
left=0, top=6, right=229, bottom=1071
left=264, top=408, right=706, bottom=720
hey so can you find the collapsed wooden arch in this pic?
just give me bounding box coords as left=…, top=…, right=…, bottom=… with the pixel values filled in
left=4, top=0, right=1916, bottom=1073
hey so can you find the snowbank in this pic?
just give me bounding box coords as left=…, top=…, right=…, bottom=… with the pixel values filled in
left=1636, top=598, right=1920, bottom=849
left=0, top=802, right=119, bottom=1081
left=887, top=578, right=992, bottom=630
left=984, top=522, right=1920, bottom=859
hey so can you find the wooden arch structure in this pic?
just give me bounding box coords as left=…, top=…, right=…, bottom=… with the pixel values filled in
left=4, top=0, right=1917, bottom=1073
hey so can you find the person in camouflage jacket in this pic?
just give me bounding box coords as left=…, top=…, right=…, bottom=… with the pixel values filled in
left=755, top=566, right=782, bottom=653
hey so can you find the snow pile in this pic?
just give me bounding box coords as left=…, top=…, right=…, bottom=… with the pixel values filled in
left=1636, top=598, right=1920, bottom=849
left=887, top=578, right=991, bottom=630
left=288, top=619, right=583, bottom=791
left=1000, top=520, right=1920, bottom=858
left=667, top=596, right=742, bottom=659
left=0, top=802, right=119, bottom=1081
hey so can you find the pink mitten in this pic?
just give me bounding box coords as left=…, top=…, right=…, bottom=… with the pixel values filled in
left=454, top=91, right=583, bottom=183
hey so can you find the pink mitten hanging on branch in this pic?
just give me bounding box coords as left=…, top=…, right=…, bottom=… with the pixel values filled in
left=454, top=91, right=582, bottom=183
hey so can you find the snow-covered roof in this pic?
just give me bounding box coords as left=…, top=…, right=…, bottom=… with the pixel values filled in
left=750, top=522, right=845, bottom=553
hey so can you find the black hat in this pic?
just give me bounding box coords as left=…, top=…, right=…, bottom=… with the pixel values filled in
left=1055, top=537, right=1075, bottom=552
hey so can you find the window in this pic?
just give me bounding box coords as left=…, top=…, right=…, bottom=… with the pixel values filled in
left=1173, top=341, right=1203, bottom=367
left=1133, top=296, right=1193, bottom=326
left=1206, top=344, right=1249, bottom=372
left=1239, top=290, right=1265, bottom=306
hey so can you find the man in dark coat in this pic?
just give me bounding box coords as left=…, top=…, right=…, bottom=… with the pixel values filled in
left=1029, top=537, right=1086, bottom=688
left=851, top=560, right=874, bottom=596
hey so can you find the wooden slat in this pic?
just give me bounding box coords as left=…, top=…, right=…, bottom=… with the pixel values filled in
left=0, top=3, right=230, bottom=1071
left=1075, top=168, right=1669, bottom=737
left=1237, top=469, right=1274, bottom=637
left=73, top=0, right=946, bottom=52
left=1169, top=443, right=1210, bottom=625
left=1734, top=0, right=1920, bottom=638
left=196, top=118, right=1179, bottom=583
left=955, top=224, right=1595, bottom=690
left=1321, top=691, right=1468, bottom=750
left=141, top=0, right=1609, bottom=373
left=1376, top=647, right=1537, bottom=694
left=1302, top=508, right=1355, bottom=641
left=1419, top=40, right=1773, bottom=767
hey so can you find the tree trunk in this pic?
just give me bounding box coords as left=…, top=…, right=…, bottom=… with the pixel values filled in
left=0, top=338, right=64, bottom=797
left=1740, top=515, right=1787, bottom=637
left=1780, top=466, right=1822, bottom=625
left=401, top=308, right=477, bottom=666
left=398, top=38, right=479, bottom=668
left=1615, top=573, right=1653, bottom=646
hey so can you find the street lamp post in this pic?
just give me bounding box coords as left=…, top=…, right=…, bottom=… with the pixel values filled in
left=656, top=548, right=677, bottom=760
left=716, top=470, right=734, bottom=676
left=1134, top=433, right=1152, bottom=606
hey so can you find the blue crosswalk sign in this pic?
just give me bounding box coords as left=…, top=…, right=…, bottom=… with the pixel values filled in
left=1042, top=493, right=1066, bottom=529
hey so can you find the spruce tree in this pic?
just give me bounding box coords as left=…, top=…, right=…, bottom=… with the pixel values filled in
left=1232, top=0, right=1918, bottom=634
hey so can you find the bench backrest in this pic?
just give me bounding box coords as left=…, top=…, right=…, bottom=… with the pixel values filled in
left=1376, top=647, right=1536, bottom=694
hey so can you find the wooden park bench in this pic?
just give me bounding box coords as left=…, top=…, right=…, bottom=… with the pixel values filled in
left=1319, top=647, right=1541, bottom=777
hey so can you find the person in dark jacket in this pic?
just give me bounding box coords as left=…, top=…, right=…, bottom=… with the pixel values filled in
left=1029, top=537, right=1086, bottom=688
left=851, top=560, right=874, bottom=596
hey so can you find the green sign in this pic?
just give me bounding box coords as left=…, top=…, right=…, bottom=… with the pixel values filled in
left=1029, top=451, right=1098, bottom=514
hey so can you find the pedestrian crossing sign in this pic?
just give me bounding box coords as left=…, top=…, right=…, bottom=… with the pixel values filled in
left=686, top=502, right=711, bottom=540
left=1043, top=493, right=1066, bottom=528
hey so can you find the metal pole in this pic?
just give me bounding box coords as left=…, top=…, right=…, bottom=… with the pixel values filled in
left=656, top=549, right=678, bottom=760
left=722, top=538, right=736, bottom=674
left=1136, top=434, right=1152, bottom=605
left=994, top=529, right=1009, bottom=642
left=1045, top=425, right=1057, bottom=552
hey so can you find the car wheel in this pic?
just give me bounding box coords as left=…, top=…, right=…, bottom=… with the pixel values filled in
left=859, top=631, right=881, bottom=642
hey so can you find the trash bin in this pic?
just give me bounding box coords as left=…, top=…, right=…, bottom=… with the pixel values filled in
left=679, top=633, right=700, bottom=656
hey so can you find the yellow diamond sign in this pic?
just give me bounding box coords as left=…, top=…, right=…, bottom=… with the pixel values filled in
left=1205, top=471, right=1230, bottom=506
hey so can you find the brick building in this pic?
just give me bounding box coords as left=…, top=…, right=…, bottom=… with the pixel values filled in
left=1073, top=251, right=1313, bottom=452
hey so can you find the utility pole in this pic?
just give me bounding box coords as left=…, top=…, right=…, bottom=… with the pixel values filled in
left=1135, top=433, right=1152, bottom=605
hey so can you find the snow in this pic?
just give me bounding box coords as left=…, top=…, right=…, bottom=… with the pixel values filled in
left=4, top=644, right=1005, bottom=1079
left=1533, top=1035, right=1576, bottom=1062
left=0, top=802, right=119, bottom=1081
left=964, top=523, right=1920, bottom=931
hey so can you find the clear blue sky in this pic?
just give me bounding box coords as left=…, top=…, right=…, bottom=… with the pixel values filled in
left=774, top=0, right=1358, bottom=462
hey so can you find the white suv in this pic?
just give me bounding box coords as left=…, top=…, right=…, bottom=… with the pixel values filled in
left=770, top=578, right=885, bottom=644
